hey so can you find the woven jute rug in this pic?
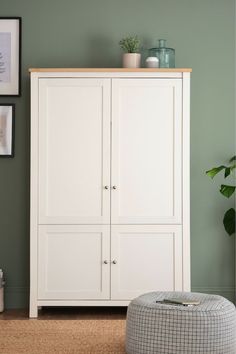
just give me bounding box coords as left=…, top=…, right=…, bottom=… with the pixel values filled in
left=0, top=320, right=126, bottom=354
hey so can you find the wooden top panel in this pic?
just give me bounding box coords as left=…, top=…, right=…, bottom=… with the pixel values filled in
left=29, top=68, right=192, bottom=73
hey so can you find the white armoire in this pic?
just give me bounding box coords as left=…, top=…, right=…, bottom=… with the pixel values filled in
left=30, top=68, right=191, bottom=318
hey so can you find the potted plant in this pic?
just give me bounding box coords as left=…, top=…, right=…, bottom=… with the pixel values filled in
left=119, top=36, right=141, bottom=68
left=206, top=156, right=236, bottom=235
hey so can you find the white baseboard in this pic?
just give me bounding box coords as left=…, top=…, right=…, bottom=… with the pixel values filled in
left=3, top=286, right=236, bottom=308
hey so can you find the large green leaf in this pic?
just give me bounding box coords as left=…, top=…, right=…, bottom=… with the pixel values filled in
left=223, top=208, right=236, bottom=236
left=206, top=166, right=226, bottom=179
left=229, top=156, right=236, bottom=162
left=220, top=184, right=236, bottom=198
left=224, top=167, right=231, bottom=178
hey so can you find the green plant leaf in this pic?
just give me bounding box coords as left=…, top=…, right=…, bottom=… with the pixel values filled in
left=223, top=208, right=236, bottom=236
left=206, top=166, right=225, bottom=178
left=224, top=167, right=231, bottom=178
left=229, top=156, right=236, bottom=162
left=220, top=184, right=236, bottom=198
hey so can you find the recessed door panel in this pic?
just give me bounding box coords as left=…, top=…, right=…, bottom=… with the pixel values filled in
left=111, top=225, right=182, bottom=300
left=38, top=225, right=110, bottom=300
left=39, top=78, right=111, bottom=224
left=111, top=79, right=182, bottom=224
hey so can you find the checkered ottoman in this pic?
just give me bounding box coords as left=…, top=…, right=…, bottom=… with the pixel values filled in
left=126, top=291, right=236, bottom=354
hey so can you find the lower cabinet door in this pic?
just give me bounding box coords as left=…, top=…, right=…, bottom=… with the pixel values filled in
left=111, top=225, right=183, bottom=300
left=38, top=225, right=110, bottom=300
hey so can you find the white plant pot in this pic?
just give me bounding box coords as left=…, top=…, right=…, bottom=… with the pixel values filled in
left=122, top=53, right=141, bottom=68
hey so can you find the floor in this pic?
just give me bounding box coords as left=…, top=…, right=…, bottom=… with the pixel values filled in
left=0, top=306, right=128, bottom=320
left=0, top=308, right=127, bottom=353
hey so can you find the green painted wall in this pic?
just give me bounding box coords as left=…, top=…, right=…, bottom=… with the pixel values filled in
left=0, top=0, right=235, bottom=308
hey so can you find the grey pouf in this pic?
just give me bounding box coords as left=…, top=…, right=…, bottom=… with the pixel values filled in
left=126, top=292, right=236, bottom=354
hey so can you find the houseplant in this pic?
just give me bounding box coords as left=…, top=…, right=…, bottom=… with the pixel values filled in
left=206, top=156, right=236, bottom=235
left=119, top=36, right=141, bottom=68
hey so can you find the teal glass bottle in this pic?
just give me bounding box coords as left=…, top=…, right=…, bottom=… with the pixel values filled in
left=149, top=39, right=175, bottom=68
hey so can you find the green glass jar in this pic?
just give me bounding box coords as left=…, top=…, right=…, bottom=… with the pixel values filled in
left=149, top=39, right=175, bottom=68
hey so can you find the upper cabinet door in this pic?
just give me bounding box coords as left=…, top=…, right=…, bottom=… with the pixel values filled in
left=39, top=79, right=111, bottom=224
left=111, top=79, right=182, bottom=224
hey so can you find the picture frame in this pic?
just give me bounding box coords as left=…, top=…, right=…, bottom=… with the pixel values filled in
left=0, top=104, right=15, bottom=157
left=0, top=17, right=21, bottom=96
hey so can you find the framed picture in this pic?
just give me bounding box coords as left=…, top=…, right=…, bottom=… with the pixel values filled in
left=0, top=17, right=21, bottom=96
left=0, top=104, right=15, bottom=157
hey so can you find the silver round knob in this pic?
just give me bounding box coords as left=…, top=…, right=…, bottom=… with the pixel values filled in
left=104, top=186, right=109, bottom=190
left=112, top=260, right=117, bottom=264
left=103, top=260, right=108, bottom=264
left=112, top=186, right=117, bottom=190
